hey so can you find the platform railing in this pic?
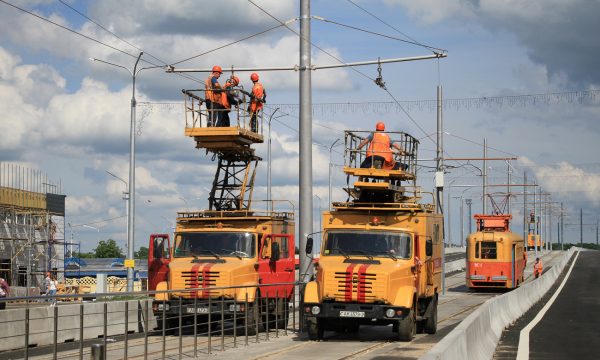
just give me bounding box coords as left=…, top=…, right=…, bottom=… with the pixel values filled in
left=0, top=281, right=302, bottom=359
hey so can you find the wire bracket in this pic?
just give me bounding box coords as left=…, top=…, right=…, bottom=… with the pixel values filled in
left=374, top=57, right=387, bottom=90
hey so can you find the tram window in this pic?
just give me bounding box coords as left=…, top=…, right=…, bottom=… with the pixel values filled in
left=481, top=241, right=497, bottom=259
left=475, top=242, right=480, bottom=259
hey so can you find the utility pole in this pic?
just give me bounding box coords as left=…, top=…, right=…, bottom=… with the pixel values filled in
left=482, top=138, right=487, bottom=214
left=435, top=85, right=445, bottom=294
left=507, top=160, right=511, bottom=214
left=447, top=191, right=451, bottom=246
left=466, top=199, right=472, bottom=235
left=460, top=196, right=464, bottom=248
left=560, top=202, right=564, bottom=250
left=580, top=208, right=583, bottom=247
left=523, top=172, right=527, bottom=244
left=299, top=0, right=313, bottom=283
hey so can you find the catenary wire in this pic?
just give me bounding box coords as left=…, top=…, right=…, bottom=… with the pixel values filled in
left=313, top=16, right=446, bottom=53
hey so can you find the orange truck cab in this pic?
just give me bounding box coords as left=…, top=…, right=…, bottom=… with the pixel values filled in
left=148, top=210, right=295, bottom=329
left=466, top=214, right=525, bottom=289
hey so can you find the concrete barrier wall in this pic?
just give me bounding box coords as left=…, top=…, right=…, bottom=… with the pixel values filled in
left=445, top=259, right=465, bottom=274
left=422, top=248, right=576, bottom=360
left=0, top=299, right=157, bottom=352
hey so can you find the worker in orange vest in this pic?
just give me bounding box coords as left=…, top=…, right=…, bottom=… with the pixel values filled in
left=357, top=121, right=406, bottom=170
left=219, top=75, right=240, bottom=127
left=248, top=72, right=266, bottom=133
left=205, top=65, right=224, bottom=127
left=533, top=257, right=543, bottom=278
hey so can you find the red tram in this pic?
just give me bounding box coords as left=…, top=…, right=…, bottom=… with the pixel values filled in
left=466, top=214, right=526, bottom=290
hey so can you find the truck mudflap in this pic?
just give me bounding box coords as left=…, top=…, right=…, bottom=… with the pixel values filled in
left=304, top=302, right=411, bottom=324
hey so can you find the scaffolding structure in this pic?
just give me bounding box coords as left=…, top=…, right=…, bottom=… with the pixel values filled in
left=0, top=163, right=66, bottom=291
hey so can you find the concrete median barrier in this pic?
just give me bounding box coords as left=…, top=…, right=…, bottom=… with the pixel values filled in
left=422, top=248, right=576, bottom=360
left=0, top=299, right=157, bottom=352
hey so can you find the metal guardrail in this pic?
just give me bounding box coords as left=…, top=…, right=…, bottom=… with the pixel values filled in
left=0, top=282, right=303, bottom=359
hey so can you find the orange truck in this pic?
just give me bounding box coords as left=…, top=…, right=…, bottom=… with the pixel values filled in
left=148, top=210, right=295, bottom=330
left=302, top=130, right=443, bottom=341
left=466, top=214, right=526, bottom=290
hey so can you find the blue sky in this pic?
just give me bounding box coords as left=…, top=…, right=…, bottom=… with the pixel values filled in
left=1, top=0, right=599, bottom=252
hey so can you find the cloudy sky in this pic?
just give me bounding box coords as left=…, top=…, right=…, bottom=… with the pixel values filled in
left=1, top=0, right=599, bottom=253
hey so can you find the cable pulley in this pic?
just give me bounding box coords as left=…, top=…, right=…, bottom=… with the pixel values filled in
left=374, top=58, right=386, bottom=90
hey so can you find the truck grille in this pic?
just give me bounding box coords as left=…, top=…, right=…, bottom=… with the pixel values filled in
left=177, top=270, right=222, bottom=298
left=331, top=271, right=378, bottom=302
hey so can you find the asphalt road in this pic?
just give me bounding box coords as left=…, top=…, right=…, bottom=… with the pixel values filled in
left=528, top=251, right=600, bottom=359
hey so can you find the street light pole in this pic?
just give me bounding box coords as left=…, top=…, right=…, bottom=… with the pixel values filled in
left=328, top=138, right=341, bottom=211
left=92, top=52, right=149, bottom=292
left=465, top=198, right=472, bottom=234
left=267, top=108, right=280, bottom=212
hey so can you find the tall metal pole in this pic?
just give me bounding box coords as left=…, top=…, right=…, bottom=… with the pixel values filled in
left=435, top=85, right=445, bottom=294
left=523, top=172, right=527, bottom=244
left=482, top=138, right=487, bottom=214
left=560, top=202, right=564, bottom=250
left=533, top=182, right=537, bottom=257
left=299, top=0, right=313, bottom=282
left=466, top=198, right=472, bottom=235
left=447, top=191, right=451, bottom=246
left=580, top=208, right=583, bottom=247
left=507, top=160, right=511, bottom=214
left=328, top=139, right=340, bottom=211
left=460, top=196, right=464, bottom=248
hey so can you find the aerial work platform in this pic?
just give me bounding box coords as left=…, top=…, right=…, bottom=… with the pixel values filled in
left=341, top=130, right=420, bottom=204
left=182, top=86, right=264, bottom=211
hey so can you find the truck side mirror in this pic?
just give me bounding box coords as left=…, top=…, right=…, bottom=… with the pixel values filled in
left=426, top=239, right=433, bottom=257
left=306, top=237, right=313, bottom=255
left=271, top=242, right=280, bottom=262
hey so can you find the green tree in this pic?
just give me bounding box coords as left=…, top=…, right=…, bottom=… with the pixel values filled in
left=94, top=239, right=124, bottom=258
left=135, top=246, right=149, bottom=259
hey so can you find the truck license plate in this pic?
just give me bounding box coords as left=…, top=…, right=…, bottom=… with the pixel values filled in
left=186, top=307, right=209, bottom=314
left=339, top=311, right=365, bottom=318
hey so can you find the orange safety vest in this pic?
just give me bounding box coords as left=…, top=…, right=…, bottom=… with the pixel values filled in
left=250, top=82, right=264, bottom=112
left=205, top=75, right=222, bottom=104
left=534, top=260, right=543, bottom=274
left=366, top=132, right=393, bottom=163
left=221, top=81, right=235, bottom=110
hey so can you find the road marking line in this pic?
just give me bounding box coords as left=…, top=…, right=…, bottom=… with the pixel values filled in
left=516, top=250, right=580, bottom=360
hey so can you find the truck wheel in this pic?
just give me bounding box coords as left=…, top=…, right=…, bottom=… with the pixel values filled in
left=245, top=295, right=264, bottom=336
left=276, top=299, right=289, bottom=330
left=423, top=296, right=437, bottom=334
left=307, top=319, right=324, bottom=340
left=396, top=310, right=416, bottom=341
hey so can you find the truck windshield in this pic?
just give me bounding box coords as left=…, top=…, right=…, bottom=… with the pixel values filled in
left=174, top=232, right=256, bottom=258
left=323, top=231, right=412, bottom=259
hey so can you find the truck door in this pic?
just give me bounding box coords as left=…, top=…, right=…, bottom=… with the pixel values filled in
left=258, top=234, right=295, bottom=298
left=148, top=234, right=171, bottom=291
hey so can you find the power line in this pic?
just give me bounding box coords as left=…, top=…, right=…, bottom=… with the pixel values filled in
left=313, top=16, right=446, bottom=53
left=0, top=0, right=138, bottom=60
left=345, top=0, right=432, bottom=51
left=169, top=23, right=288, bottom=66
left=56, top=0, right=203, bottom=84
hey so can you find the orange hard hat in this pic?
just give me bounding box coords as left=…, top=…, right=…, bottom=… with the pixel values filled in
left=250, top=73, right=259, bottom=82
left=229, top=75, right=240, bottom=86
left=376, top=121, right=385, bottom=131
left=212, top=65, right=223, bottom=73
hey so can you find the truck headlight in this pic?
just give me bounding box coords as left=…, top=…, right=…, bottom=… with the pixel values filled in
left=158, top=303, right=170, bottom=311
left=385, top=309, right=396, bottom=318
left=311, top=306, right=321, bottom=315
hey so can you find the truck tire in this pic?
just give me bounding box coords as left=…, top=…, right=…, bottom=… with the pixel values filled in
left=423, top=296, right=437, bottom=334
left=245, top=295, right=264, bottom=336
left=307, top=319, right=324, bottom=340
left=276, top=299, right=289, bottom=330
left=396, top=310, right=416, bottom=341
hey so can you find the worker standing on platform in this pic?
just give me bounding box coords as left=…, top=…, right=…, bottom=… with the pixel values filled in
left=205, top=65, right=224, bottom=127
left=357, top=121, right=406, bottom=170
left=534, top=257, right=543, bottom=278
left=219, top=75, right=240, bottom=127
left=248, top=72, right=265, bottom=133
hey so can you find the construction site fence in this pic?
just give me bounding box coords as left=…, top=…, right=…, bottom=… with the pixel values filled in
left=0, top=281, right=304, bottom=359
